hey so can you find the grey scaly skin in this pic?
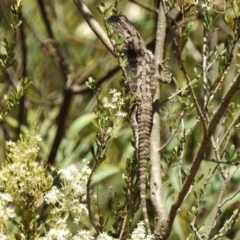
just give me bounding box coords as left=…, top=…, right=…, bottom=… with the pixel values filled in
left=107, top=14, right=160, bottom=234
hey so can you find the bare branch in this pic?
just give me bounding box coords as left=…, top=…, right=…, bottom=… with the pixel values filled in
left=70, top=64, right=120, bottom=94
left=159, top=78, right=198, bottom=106
left=47, top=90, right=73, bottom=165
left=208, top=74, right=240, bottom=132
left=165, top=74, right=240, bottom=239
left=191, top=167, right=216, bottom=236
left=219, top=109, right=240, bottom=147
left=16, top=11, right=27, bottom=137
left=210, top=207, right=240, bottom=240
left=159, top=112, right=184, bottom=152
left=178, top=120, right=186, bottom=188
left=205, top=171, right=228, bottom=239
left=37, top=0, right=69, bottom=81
left=220, top=178, right=240, bottom=208
left=128, top=0, right=158, bottom=13
left=207, top=165, right=240, bottom=240
left=72, top=0, right=115, bottom=55
left=150, top=0, right=169, bottom=237
left=178, top=61, right=208, bottom=134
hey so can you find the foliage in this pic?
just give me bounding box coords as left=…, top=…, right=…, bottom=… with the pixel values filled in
left=0, top=130, right=153, bottom=240
left=1, top=0, right=240, bottom=239
left=0, top=0, right=30, bottom=120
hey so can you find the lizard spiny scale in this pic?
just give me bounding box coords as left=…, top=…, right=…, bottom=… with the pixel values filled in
left=108, top=14, right=157, bottom=234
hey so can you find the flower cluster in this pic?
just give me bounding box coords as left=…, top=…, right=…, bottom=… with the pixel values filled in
left=0, top=130, right=153, bottom=239
left=1, top=133, right=51, bottom=208
left=103, top=88, right=127, bottom=119
left=0, top=130, right=53, bottom=238
left=44, top=161, right=90, bottom=226
left=130, top=221, right=155, bottom=240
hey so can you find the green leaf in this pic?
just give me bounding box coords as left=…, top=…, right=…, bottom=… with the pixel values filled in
left=193, top=190, right=198, bottom=199
left=193, top=67, right=198, bottom=75
left=90, top=145, right=95, bottom=158
left=117, top=36, right=126, bottom=44
left=92, top=165, right=120, bottom=184
left=196, top=174, right=204, bottom=183
left=66, top=113, right=96, bottom=139
left=198, top=224, right=205, bottom=232
left=191, top=206, right=196, bottom=214
left=186, top=233, right=194, bottom=240
left=97, top=6, right=103, bottom=15
left=8, top=217, right=25, bottom=233
left=165, top=187, right=174, bottom=201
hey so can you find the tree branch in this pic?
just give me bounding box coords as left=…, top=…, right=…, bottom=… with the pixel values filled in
left=37, top=0, right=68, bottom=81
left=128, top=0, right=158, bottom=13
left=150, top=0, right=169, bottom=237
left=36, top=0, right=72, bottom=165
left=16, top=11, right=27, bottom=137
left=164, top=73, right=240, bottom=239
left=72, top=0, right=115, bottom=55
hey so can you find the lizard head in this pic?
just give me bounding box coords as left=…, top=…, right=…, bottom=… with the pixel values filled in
left=107, top=14, right=134, bottom=39
left=107, top=14, right=145, bottom=55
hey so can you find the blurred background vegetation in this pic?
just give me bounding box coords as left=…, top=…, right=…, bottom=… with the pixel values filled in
left=1, top=0, right=240, bottom=239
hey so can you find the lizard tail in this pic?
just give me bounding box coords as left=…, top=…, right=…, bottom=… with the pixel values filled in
left=138, top=101, right=152, bottom=234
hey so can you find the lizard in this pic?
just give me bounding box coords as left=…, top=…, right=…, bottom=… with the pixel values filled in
left=107, top=14, right=171, bottom=234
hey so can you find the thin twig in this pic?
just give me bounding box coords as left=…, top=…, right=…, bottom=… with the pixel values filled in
left=37, top=0, right=68, bottom=81
left=16, top=11, right=27, bottom=137
left=205, top=173, right=228, bottom=239
left=36, top=0, right=72, bottom=165
left=211, top=136, right=227, bottom=181
left=219, top=109, right=240, bottom=147
left=48, top=89, right=73, bottom=165
left=190, top=223, right=204, bottom=240
left=165, top=74, right=240, bottom=239
left=211, top=207, right=240, bottom=240
left=159, top=78, right=198, bottom=106
left=207, top=166, right=240, bottom=240
left=203, top=158, right=240, bottom=165
left=159, top=112, right=184, bottom=152
left=178, top=119, right=186, bottom=188
left=70, top=64, right=120, bottom=94
left=178, top=61, right=208, bottom=134
left=219, top=179, right=240, bottom=208
left=128, top=0, right=158, bottom=13
left=47, top=12, right=107, bottom=51
left=72, top=0, right=114, bottom=55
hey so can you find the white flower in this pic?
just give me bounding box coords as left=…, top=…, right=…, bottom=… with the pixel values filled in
left=73, top=217, right=81, bottom=225
left=73, top=230, right=94, bottom=240
left=44, top=186, right=64, bottom=205
left=34, top=135, right=42, bottom=142
left=45, top=228, right=72, bottom=240
left=0, top=234, right=9, bottom=240
left=130, top=221, right=147, bottom=240
left=5, top=205, right=16, bottom=218
left=97, top=232, right=116, bottom=240
left=115, top=111, right=127, bottom=117
left=6, top=140, right=15, bottom=146
left=0, top=193, right=13, bottom=202
left=58, top=165, right=78, bottom=182
left=109, top=89, right=117, bottom=94
left=104, top=103, right=117, bottom=109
